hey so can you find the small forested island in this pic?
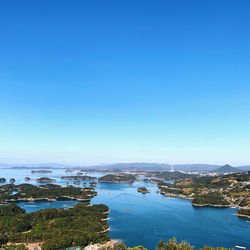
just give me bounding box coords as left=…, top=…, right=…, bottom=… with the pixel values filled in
left=98, top=174, right=137, bottom=183
left=89, top=181, right=98, bottom=187
left=31, top=170, right=52, bottom=174
left=0, top=203, right=110, bottom=250
left=36, top=177, right=56, bottom=183
left=10, top=178, right=16, bottom=183
left=61, top=175, right=97, bottom=181
left=137, top=187, right=150, bottom=194
left=24, top=177, right=30, bottom=181
left=158, top=171, right=250, bottom=209
left=65, top=169, right=74, bottom=173
left=0, top=178, right=6, bottom=183
left=0, top=183, right=97, bottom=203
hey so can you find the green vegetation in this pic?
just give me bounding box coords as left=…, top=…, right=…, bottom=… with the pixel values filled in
left=158, top=171, right=250, bottom=208
left=0, top=184, right=97, bottom=203
left=98, top=174, right=136, bottom=183
left=0, top=178, right=6, bottom=183
left=0, top=203, right=25, bottom=216
left=155, top=238, right=233, bottom=250
left=0, top=203, right=237, bottom=250
left=89, top=182, right=98, bottom=187
left=237, top=209, right=250, bottom=218
left=36, top=177, right=56, bottom=183
left=110, top=238, right=233, bottom=250
left=145, top=172, right=198, bottom=181
left=10, top=178, right=15, bottom=183
left=0, top=203, right=110, bottom=250
left=137, top=187, right=150, bottom=194
left=156, top=238, right=193, bottom=250
left=4, top=245, right=27, bottom=250
left=111, top=243, right=147, bottom=250
left=239, top=196, right=250, bottom=207
left=192, top=192, right=230, bottom=206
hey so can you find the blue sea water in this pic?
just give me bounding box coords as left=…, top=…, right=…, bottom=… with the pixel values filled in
left=0, top=169, right=249, bottom=249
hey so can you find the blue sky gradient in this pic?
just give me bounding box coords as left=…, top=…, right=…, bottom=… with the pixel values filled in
left=0, top=0, right=249, bottom=165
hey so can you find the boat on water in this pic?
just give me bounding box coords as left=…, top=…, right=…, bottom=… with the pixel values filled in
left=235, top=246, right=246, bottom=249
left=124, top=208, right=132, bottom=211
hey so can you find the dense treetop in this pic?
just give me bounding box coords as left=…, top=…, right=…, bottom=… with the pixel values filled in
left=0, top=203, right=109, bottom=249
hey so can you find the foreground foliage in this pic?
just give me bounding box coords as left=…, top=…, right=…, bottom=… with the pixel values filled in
left=0, top=203, right=110, bottom=249
left=110, top=238, right=233, bottom=250
left=4, top=245, right=26, bottom=250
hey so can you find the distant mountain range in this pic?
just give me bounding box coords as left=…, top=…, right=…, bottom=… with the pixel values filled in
left=88, top=163, right=220, bottom=172
left=0, top=162, right=249, bottom=172
left=209, top=164, right=244, bottom=174
left=86, top=163, right=250, bottom=172
left=0, top=162, right=81, bottom=169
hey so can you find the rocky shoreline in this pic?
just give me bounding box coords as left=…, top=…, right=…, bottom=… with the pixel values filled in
left=98, top=180, right=135, bottom=183
left=236, top=213, right=250, bottom=219
left=137, top=187, right=150, bottom=194
left=192, top=203, right=231, bottom=208
left=159, top=191, right=192, bottom=200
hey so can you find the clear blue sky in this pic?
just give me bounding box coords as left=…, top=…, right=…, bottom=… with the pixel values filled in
left=0, top=0, right=249, bottom=165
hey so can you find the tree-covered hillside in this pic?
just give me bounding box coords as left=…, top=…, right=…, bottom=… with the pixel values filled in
left=0, top=203, right=109, bottom=250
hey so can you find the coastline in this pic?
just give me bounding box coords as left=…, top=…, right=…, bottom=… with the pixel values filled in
left=1, top=196, right=94, bottom=204
left=235, top=213, right=250, bottom=219
left=159, top=191, right=193, bottom=200
left=84, top=239, right=119, bottom=250
left=159, top=192, right=246, bottom=210
left=98, top=180, right=136, bottom=183
left=192, top=203, right=231, bottom=208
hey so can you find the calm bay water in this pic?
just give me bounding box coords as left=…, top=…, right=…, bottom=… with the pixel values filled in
left=0, top=169, right=249, bottom=249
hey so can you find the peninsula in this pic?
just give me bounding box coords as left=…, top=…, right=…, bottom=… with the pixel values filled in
left=237, top=209, right=250, bottom=219
left=158, top=171, right=250, bottom=213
